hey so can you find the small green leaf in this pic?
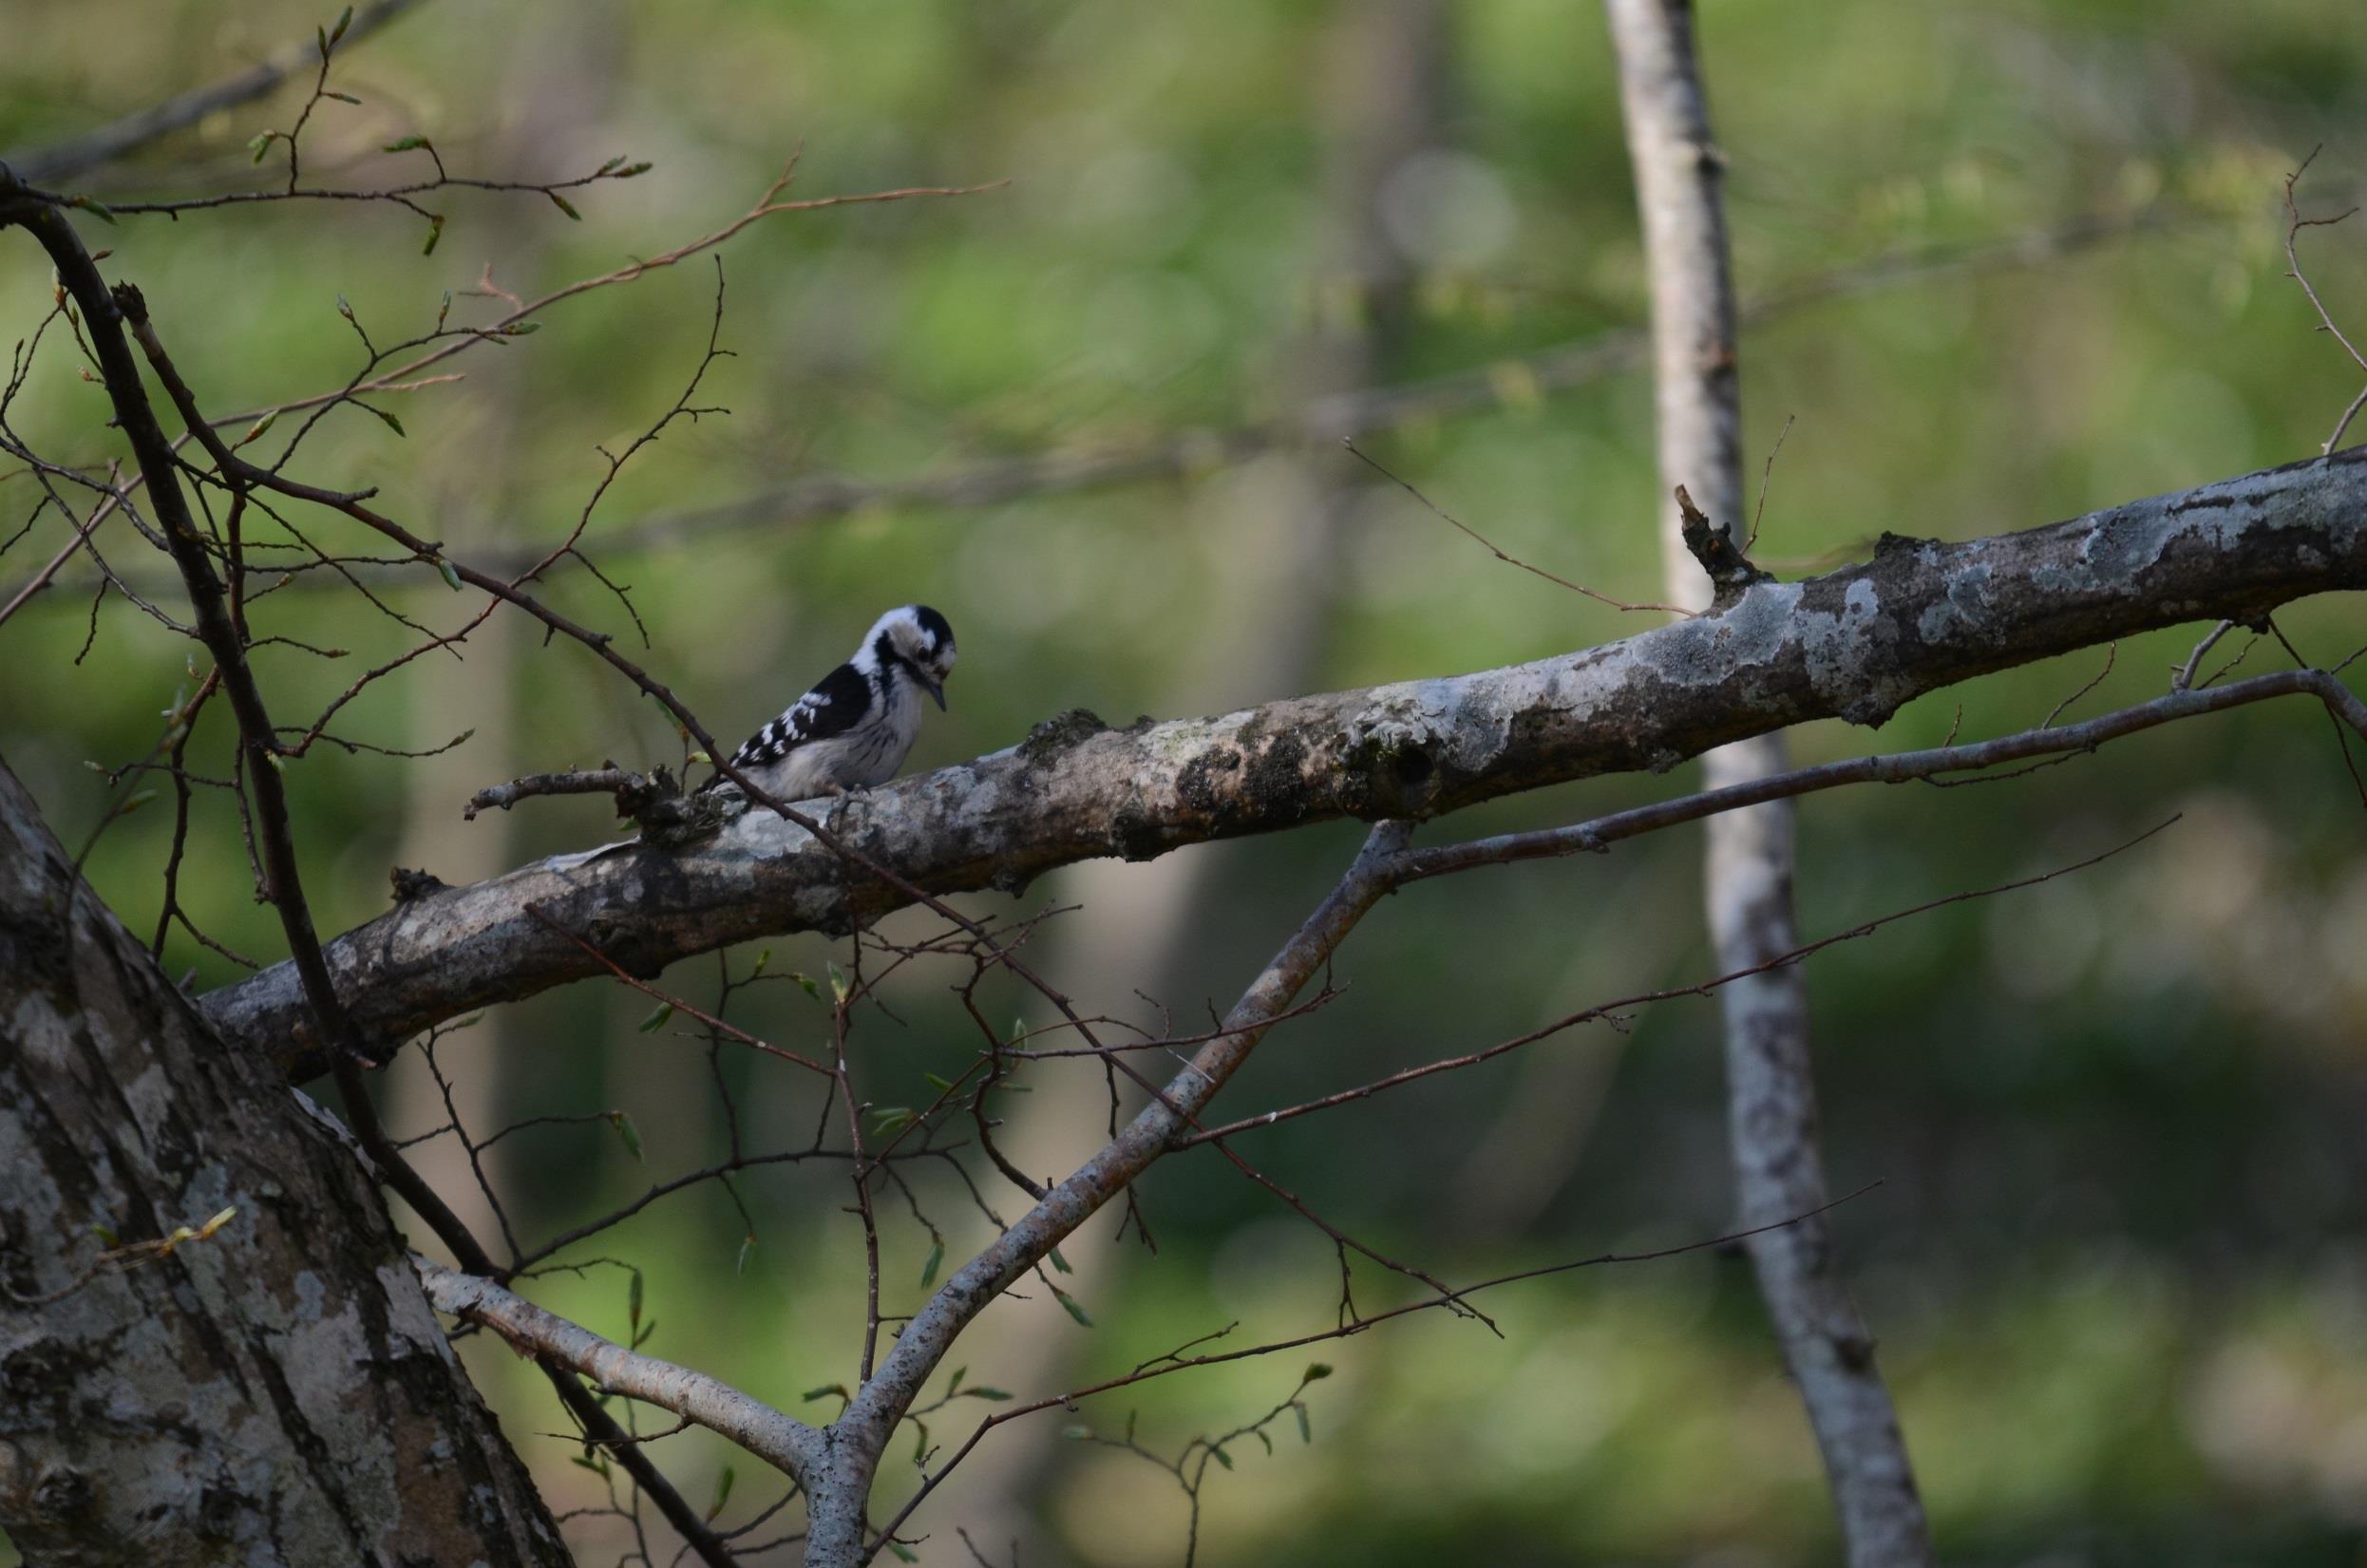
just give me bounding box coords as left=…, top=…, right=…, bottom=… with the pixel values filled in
left=964, top=1386, right=1013, bottom=1402
left=707, top=1463, right=734, bottom=1521
left=869, top=1106, right=916, bottom=1138
left=614, top=161, right=653, bottom=178
left=1209, top=1445, right=1233, bottom=1470
left=888, top=1544, right=918, bottom=1564
left=364, top=404, right=406, bottom=438
left=919, top=1239, right=943, bottom=1289
left=948, top=1367, right=965, bottom=1394
left=117, top=788, right=158, bottom=816
left=324, top=90, right=361, bottom=104
left=1303, top=1363, right=1333, bottom=1381
left=1295, top=1404, right=1312, bottom=1444
left=70, top=196, right=117, bottom=225
left=1049, top=1247, right=1072, bottom=1275
left=597, top=155, right=626, bottom=175
left=1062, top=1425, right=1092, bottom=1441
left=91, top=1221, right=120, bottom=1246
left=627, top=1267, right=643, bottom=1331
left=750, top=949, right=771, bottom=976
left=241, top=410, right=278, bottom=445
left=383, top=135, right=432, bottom=154
left=549, top=191, right=582, bottom=220
left=422, top=213, right=445, bottom=255
left=435, top=558, right=462, bottom=592
left=335, top=293, right=354, bottom=321
left=569, top=1453, right=609, bottom=1476
left=637, top=1001, right=673, bottom=1032
left=735, top=1234, right=756, bottom=1275
left=923, top=1071, right=955, bottom=1093
left=802, top=1384, right=849, bottom=1404
left=249, top=131, right=277, bottom=163
left=608, top=1110, right=642, bottom=1162
left=1055, top=1290, right=1092, bottom=1328
left=502, top=320, right=541, bottom=335
left=632, top=1317, right=656, bottom=1348
left=331, top=5, right=353, bottom=43
left=793, top=973, right=822, bottom=1001
left=826, top=962, right=849, bottom=1004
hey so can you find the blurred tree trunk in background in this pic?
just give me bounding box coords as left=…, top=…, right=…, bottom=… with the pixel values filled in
left=379, top=2, right=623, bottom=1268
left=964, top=2, right=1449, bottom=1549
left=0, top=759, right=567, bottom=1565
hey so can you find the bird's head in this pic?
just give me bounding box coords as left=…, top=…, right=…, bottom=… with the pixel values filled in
left=869, top=604, right=957, bottom=709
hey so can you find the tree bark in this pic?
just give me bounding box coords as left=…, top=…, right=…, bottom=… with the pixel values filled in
left=0, top=757, right=569, bottom=1565
left=204, top=446, right=2367, bottom=1077
left=1605, top=3, right=1937, bottom=1561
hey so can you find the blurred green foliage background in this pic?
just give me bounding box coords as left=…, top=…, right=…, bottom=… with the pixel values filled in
left=5, top=0, right=2367, bottom=1562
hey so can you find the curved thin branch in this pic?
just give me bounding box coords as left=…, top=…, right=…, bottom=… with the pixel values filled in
left=417, top=1258, right=822, bottom=1482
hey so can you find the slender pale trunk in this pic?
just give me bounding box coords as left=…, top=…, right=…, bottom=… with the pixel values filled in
left=1602, top=2, right=1936, bottom=1561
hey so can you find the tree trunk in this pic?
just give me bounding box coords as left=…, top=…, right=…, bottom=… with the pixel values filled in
left=0, top=757, right=569, bottom=1566
left=1603, top=1, right=1936, bottom=1561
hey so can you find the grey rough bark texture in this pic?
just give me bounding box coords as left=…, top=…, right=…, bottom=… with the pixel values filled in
left=1605, top=0, right=1936, bottom=1560
left=0, top=759, right=569, bottom=1566
left=202, top=444, right=2367, bottom=1079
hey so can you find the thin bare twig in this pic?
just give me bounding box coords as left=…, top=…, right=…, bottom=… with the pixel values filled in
left=867, top=1187, right=1875, bottom=1558
left=1343, top=438, right=1690, bottom=614
left=0, top=168, right=743, bottom=1568
left=1186, top=816, right=2182, bottom=1146
left=2282, top=148, right=2367, bottom=455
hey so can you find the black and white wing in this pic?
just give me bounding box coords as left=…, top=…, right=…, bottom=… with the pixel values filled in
left=710, top=662, right=872, bottom=784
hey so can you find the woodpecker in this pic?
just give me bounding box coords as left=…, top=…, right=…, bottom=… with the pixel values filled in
left=705, top=605, right=956, bottom=803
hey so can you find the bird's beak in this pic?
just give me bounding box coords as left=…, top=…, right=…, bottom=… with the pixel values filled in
left=919, top=672, right=947, bottom=710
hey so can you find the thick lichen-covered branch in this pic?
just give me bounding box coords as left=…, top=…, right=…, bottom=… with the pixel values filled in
left=204, top=446, right=2367, bottom=1075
